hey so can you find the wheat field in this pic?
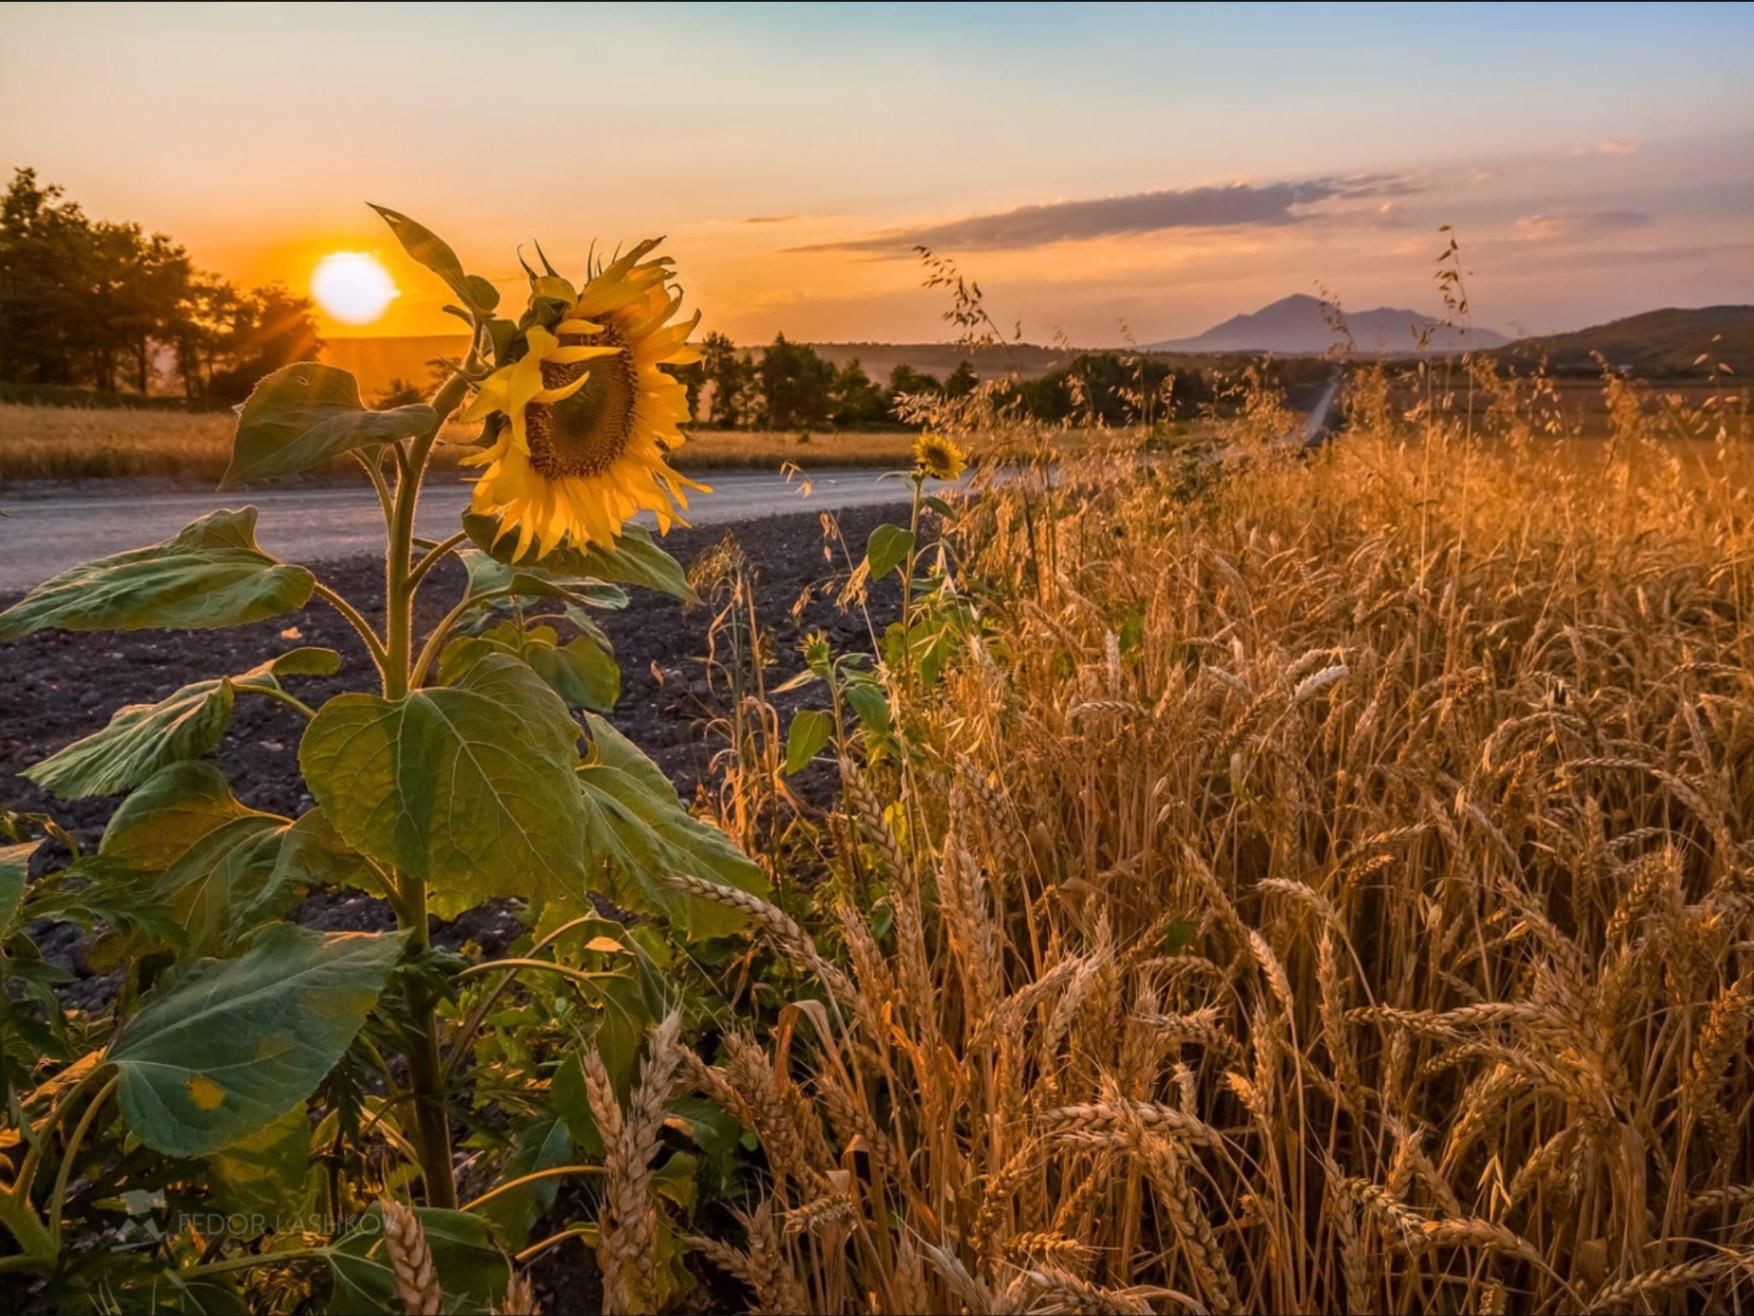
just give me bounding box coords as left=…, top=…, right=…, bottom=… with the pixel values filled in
left=0, top=401, right=1169, bottom=486
left=614, top=371, right=1754, bottom=1314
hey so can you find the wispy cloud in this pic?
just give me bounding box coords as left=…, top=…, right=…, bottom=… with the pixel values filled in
left=1595, top=139, right=1640, bottom=156
left=1513, top=209, right=1652, bottom=243
left=790, top=174, right=1422, bottom=255
left=741, top=214, right=799, bottom=224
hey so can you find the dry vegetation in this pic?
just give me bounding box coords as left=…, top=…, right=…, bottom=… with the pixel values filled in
left=605, top=368, right=1754, bottom=1314
left=0, top=402, right=919, bottom=484
left=0, top=402, right=1184, bottom=486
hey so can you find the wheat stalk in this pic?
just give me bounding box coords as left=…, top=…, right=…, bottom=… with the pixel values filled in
left=377, top=1199, right=442, bottom=1316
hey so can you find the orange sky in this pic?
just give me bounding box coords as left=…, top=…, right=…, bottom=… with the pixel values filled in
left=6, top=3, right=1752, bottom=344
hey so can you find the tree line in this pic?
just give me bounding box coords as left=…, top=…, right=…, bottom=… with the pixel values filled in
left=687, top=330, right=1252, bottom=430
left=0, top=168, right=323, bottom=404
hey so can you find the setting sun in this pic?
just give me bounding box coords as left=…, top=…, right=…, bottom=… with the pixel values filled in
left=310, top=250, right=397, bottom=325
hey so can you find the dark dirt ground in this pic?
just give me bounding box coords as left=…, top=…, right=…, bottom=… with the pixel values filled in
left=1, top=502, right=907, bottom=982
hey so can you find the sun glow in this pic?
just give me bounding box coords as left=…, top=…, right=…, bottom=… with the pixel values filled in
left=310, top=251, right=398, bottom=325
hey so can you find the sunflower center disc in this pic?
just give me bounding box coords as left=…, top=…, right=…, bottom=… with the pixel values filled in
left=527, top=332, right=638, bottom=478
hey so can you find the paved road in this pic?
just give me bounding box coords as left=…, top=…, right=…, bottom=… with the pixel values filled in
left=0, top=467, right=945, bottom=593
left=1298, top=374, right=1344, bottom=449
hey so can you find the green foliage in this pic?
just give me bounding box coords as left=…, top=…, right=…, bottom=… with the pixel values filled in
left=300, top=651, right=591, bottom=916
left=784, top=707, right=833, bottom=776
left=205, top=1104, right=321, bottom=1221
left=699, top=330, right=758, bottom=427
left=887, top=362, right=942, bottom=397
left=224, top=362, right=435, bottom=487
left=0, top=168, right=322, bottom=399
left=0, top=841, right=29, bottom=939
left=25, top=649, right=338, bottom=799
left=577, top=714, right=768, bottom=937
left=463, top=513, right=695, bottom=603
left=758, top=333, right=837, bottom=429
left=28, top=678, right=236, bottom=801
left=108, top=924, right=404, bottom=1156
left=830, top=358, right=888, bottom=426
left=368, top=204, right=476, bottom=311
left=79, top=762, right=356, bottom=955
left=444, top=626, right=620, bottom=713
left=865, top=522, right=915, bottom=578
left=0, top=507, right=314, bottom=640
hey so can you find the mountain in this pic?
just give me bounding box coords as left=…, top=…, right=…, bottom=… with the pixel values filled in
left=1143, top=294, right=1508, bottom=356
left=1495, top=305, right=1754, bottom=377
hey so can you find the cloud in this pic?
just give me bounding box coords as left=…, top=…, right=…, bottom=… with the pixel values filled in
left=741, top=214, right=798, bottom=224
left=1595, top=139, right=1640, bottom=156
left=1513, top=209, right=1652, bottom=243
left=790, top=173, right=1422, bottom=255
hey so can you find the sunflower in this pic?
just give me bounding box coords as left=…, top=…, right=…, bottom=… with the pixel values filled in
left=461, top=239, right=706, bottom=558
left=912, top=432, right=967, bottom=482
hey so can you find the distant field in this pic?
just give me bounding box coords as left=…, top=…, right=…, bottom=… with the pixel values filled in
left=0, top=402, right=1181, bottom=487
left=1386, top=376, right=1748, bottom=441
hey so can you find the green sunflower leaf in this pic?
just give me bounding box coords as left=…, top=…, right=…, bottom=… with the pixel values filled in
left=27, top=680, right=234, bottom=801
left=108, top=924, right=405, bottom=1156
left=368, top=204, right=486, bottom=311
left=783, top=708, right=833, bottom=776
left=0, top=840, right=35, bottom=940
left=300, top=651, right=588, bottom=916
left=78, top=763, right=320, bottom=953
left=866, top=523, right=915, bottom=578
left=577, top=714, right=766, bottom=938
left=0, top=508, right=313, bottom=641
left=223, top=362, right=435, bottom=488
left=442, top=626, right=619, bottom=713
left=24, top=647, right=341, bottom=800
left=464, top=514, right=695, bottom=603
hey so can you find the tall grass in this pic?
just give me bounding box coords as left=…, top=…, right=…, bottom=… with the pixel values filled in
left=621, top=370, right=1754, bottom=1313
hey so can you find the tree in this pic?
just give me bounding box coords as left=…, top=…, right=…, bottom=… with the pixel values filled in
left=887, top=363, right=941, bottom=397
left=830, top=358, right=887, bottom=427
left=202, top=285, right=323, bottom=403
left=0, top=168, right=93, bottom=386
left=0, top=168, right=319, bottom=401
left=699, top=331, right=756, bottom=428
left=943, top=360, right=980, bottom=399
left=758, top=334, right=835, bottom=430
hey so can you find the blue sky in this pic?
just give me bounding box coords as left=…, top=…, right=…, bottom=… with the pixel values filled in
left=4, top=1, right=1751, bottom=341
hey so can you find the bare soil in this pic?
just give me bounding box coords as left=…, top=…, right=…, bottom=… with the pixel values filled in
left=1, top=503, right=908, bottom=997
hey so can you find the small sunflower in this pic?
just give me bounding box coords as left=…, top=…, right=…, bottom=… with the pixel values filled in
left=461, top=239, right=706, bottom=558
left=912, top=432, right=967, bottom=482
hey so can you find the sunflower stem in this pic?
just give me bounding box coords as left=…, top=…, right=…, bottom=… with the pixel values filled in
left=381, top=330, right=488, bottom=1215
left=408, top=531, right=468, bottom=590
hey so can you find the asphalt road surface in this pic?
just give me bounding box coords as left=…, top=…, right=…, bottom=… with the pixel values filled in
left=0, top=467, right=948, bottom=594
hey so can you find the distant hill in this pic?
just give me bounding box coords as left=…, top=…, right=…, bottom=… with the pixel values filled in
left=803, top=341, right=1075, bottom=382
left=323, top=335, right=471, bottom=399
left=1494, top=305, right=1754, bottom=377
left=1143, top=294, right=1508, bottom=356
